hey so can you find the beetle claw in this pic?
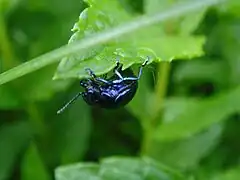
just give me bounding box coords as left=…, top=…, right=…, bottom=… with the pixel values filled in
left=85, top=67, right=96, bottom=78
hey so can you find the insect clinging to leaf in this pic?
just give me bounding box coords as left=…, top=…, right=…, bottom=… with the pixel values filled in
left=57, top=57, right=149, bottom=114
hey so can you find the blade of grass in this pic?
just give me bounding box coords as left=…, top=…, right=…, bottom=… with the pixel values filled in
left=0, top=0, right=222, bottom=85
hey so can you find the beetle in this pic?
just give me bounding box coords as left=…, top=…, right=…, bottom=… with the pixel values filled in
left=57, top=57, right=149, bottom=114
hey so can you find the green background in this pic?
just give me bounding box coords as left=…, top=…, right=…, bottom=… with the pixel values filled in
left=0, top=0, right=239, bottom=180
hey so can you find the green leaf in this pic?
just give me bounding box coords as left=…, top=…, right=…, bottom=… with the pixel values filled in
left=173, top=59, right=228, bottom=86
left=100, top=157, right=176, bottom=180
left=138, top=0, right=208, bottom=61
left=55, top=156, right=184, bottom=180
left=162, top=97, right=199, bottom=123
left=150, top=124, right=222, bottom=169
left=210, top=166, right=240, bottom=180
left=53, top=0, right=129, bottom=79
left=0, top=85, right=21, bottom=109
left=141, top=0, right=207, bottom=62
left=154, top=85, right=240, bottom=141
left=24, top=0, right=85, bottom=17
left=146, top=98, right=223, bottom=169
left=55, top=46, right=156, bottom=79
left=21, top=65, right=72, bottom=101
left=135, top=32, right=205, bottom=61
left=55, top=163, right=100, bottom=180
left=43, top=90, right=91, bottom=165
left=217, top=0, right=240, bottom=16
left=0, top=121, right=32, bottom=180
left=60, top=98, right=91, bottom=164
left=54, top=0, right=211, bottom=79
left=0, top=0, right=22, bottom=15
left=0, top=0, right=221, bottom=85
left=145, top=0, right=208, bottom=35
left=54, top=0, right=158, bottom=80
left=218, top=21, right=240, bottom=87
left=126, top=65, right=153, bottom=121
left=21, top=143, right=51, bottom=180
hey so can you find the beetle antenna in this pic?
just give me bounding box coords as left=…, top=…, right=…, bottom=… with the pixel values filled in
left=57, top=92, right=83, bottom=114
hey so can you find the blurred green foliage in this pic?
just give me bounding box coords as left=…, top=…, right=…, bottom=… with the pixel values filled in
left=0, top=0, right=239, bottom=180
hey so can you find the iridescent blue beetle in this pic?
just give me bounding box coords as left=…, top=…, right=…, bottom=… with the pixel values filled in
left=57, top=57, right=149, bottom=114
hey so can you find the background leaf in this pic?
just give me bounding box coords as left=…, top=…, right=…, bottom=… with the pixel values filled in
left=154, top=86, right=240, bottom=141
left=0, top=1, right=239, bottom=180
left=0, top=85, right=21, bottom=109
left=60, top=95, right=91, bottom=164
left=210, top=166, right=240, bottom=180
left=55, top=163, right=100, bottom=180
left=21, top=143, right=51, bottom=180
left=150, top=124, right=222, bottom=169
left=0, top=121, right=32, bottom=180
left=55, top=157, right=183, bottom=180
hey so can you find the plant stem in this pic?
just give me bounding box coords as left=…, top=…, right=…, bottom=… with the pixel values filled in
left=141, top=62, right=171, bottom=155
left=153, top=62, right=171, bottom=124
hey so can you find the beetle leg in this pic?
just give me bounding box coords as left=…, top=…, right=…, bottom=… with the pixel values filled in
left=102, top=74, right=108, bottom=79
left=137, top=57, right=149, bottom=79
left=114, top=57, right=123, bottom=71
left=122, top=77, right=138, bottom=81
left=85, top=68, right=97, bottom=78
left=57, top=92, right=84, bottom=114
left=114, top=69, right=124, bottom=80
left=95, top=77, right=111, bottom=84
left=113, top=57, right=124, bottom=80
left=80, top=79, right=91, bottom=88
left=122, top=57, right=149, bottom=81
left=85, top=68, right=111, bottom=85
